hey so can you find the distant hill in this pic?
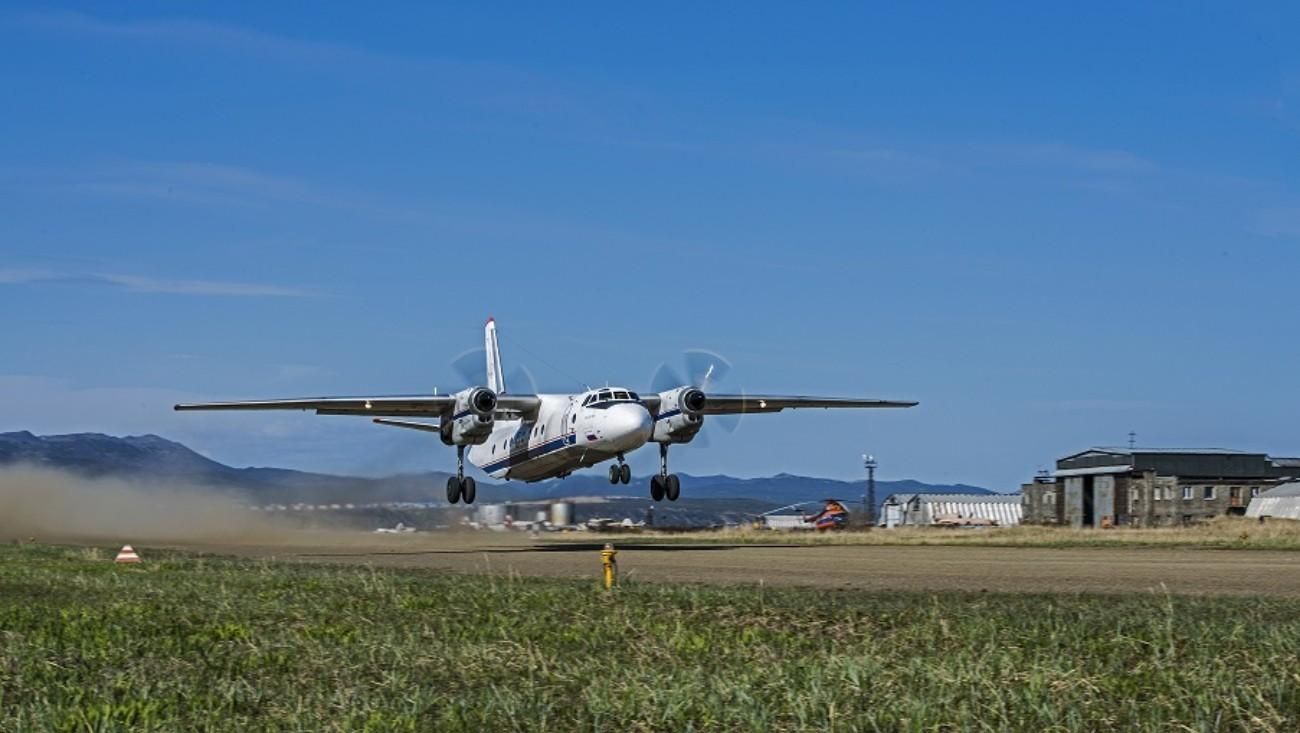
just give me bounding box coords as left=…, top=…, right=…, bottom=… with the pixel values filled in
left=499, top=470, right=993, bottom=508
left=0, top=431, right=449, bottom=505
left=0, top=431, right=995, bottom=513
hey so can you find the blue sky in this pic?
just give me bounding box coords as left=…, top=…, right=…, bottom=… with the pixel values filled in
left=2, top=3, right=1297, bottom=489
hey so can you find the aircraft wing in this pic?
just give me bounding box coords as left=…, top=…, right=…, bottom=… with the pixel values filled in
left=699, top=394, right=917, bottom=414
left=174, top=394, right=541, bottom=418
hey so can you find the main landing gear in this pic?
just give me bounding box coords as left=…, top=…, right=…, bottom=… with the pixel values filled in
left=607, top=455, right=632, bottom=485
left=446, top=445, right=477, bottom=504
left=649, top=444, right=681, bottom=502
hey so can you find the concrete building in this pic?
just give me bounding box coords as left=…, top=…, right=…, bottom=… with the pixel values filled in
left=1246, top=483, right=1300, bottom=521
left=1022, top=447, right=1299, bottom=528
left=880, top=493, right=1022, bottom=528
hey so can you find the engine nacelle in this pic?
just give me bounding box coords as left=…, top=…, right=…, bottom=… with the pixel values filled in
left=651, top=386, right=705, bottom=444
left=440, top=387, right=497, bottom=445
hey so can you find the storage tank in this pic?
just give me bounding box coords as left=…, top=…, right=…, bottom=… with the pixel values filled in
left=475, top=504, right=507, bottom=526
left=549, top=501, right=574, bottom=527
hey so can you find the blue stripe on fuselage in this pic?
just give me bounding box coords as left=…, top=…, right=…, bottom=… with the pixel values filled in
left=481, top=433, right=577, bottom=474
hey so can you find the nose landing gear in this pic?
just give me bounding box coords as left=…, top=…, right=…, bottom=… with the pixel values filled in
left=649, top=444, right=681, bottom=501
left=608, top=455, right=632, bottom=485
left=446, top=445, right=477, bottom=504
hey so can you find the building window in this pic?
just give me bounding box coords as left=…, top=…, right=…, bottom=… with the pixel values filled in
left=1043, top=492, right=1055, bottom=505
left=1251, top=487, right=1261, bottom=498
left=1203, top=486, right=1215, bottom=501
left=1182, top=486, right=1193, bottom=501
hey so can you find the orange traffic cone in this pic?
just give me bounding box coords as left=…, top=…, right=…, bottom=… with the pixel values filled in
left=114, top=545, right=141, bottom=564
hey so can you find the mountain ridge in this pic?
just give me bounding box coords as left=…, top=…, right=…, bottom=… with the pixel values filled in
left=0, top=431, right=997, bottom=507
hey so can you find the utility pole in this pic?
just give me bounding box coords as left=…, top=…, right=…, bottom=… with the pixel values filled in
left=862, top=454, right=878, bottom=528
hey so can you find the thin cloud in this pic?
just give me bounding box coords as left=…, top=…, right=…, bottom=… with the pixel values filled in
left=15, top=10, right=639, bottom=140
left=1253, top=205, right=1300, bottom=239
left=17, top=9, right=376, bottom=69
left=976, top=142, right=1157, bottom=175
left=0, top=269, right=314, bottom=297
left=1, top=158, right=420, bottom=221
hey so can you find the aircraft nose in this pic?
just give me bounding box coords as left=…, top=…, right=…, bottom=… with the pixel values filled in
left=606, top=403, right=652, bottom=449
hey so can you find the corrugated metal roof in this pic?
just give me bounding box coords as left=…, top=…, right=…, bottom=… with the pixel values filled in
left=880, top=492, right=1023, bottom=527
left=1054, top=464, right=1134, bottom=478
left=1246, top=484, right=1300, bottom=520
left=1259, top=482, right=1300, bottom=498
left=1089, top=447, right=1257, bottom=456
left=914, top=493, right=1021, bottom=504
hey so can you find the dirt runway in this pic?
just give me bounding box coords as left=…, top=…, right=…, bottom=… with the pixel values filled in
left=144, top=532, right=1300, bottom=597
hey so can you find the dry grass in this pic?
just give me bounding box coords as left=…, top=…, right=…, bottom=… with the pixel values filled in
left=573, top=516, right=1300, bottom=550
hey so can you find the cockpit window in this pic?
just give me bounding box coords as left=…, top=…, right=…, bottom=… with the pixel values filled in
left=627, top=391, right=639, bottom=401
left=597, top=389, right=612, bottom=401
left=613, top=390, right=630, bottom=400
left=582, top=394, right=592, bottom=406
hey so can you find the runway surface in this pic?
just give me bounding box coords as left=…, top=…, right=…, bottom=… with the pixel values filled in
left=148, top=532, right=1300, bottom=597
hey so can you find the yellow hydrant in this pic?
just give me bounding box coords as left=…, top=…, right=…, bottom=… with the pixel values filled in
left=600, top=543, right=618, bottom=589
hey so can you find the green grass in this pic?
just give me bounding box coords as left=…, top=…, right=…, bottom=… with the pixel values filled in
left=2, top=543, right=1298, bottom=732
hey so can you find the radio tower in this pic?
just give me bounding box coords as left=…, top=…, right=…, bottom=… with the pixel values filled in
left=862, top=454, right=878, bottom=528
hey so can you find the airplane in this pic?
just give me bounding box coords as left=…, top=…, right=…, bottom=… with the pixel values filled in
left=175, top=319, right=917, bottom=505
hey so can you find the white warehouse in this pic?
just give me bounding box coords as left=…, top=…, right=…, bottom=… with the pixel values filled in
left=1246, top=483, right=1300, bottom=521
left=880, top=493, right=1023, bottom=528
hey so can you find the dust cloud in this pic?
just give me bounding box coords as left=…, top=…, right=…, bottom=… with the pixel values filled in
left=0, top=465, right=287, bottom=545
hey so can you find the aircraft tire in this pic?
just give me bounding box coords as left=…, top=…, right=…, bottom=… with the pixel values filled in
left=665, top=474, right=681, bottom=502
left=650, top=475, right=665, bottom=502
left=619, top=463, right=632, bottom=484
left=446, top=476, right=461, bottom=504
left=608, top=465, right=620, bottom=484
left=462, top=477, right=477, bottom=504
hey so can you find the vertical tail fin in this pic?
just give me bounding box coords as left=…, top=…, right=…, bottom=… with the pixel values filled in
left=485, top=317, right=506, bottom=394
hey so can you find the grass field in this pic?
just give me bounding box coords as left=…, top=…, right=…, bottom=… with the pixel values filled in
left=3, top=543, right=1299, bottom=732
left=578, top=517, right=1300, bottom=551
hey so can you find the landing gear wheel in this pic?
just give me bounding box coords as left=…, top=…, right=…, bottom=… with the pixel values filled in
left=665, top=474, right=681, bottom=502
left=650, top=475, right=665, bottom=502
left=608, top=465, right=620, bottom=484
left=446, top=476, right=461, bottom=504
left=619, top=463, right=631, bottom=485
left=461, top=477, right=476, bottom=504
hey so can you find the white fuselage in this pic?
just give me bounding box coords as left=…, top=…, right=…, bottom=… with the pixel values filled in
left=467, top=389, right=653, bottom=482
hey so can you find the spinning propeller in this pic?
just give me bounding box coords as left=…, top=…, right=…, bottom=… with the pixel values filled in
left=450, top=348, right=539, bottom=396
left=649, top=349, right=745, bottom=445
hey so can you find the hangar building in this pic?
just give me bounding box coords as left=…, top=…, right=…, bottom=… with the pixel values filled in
left=1022, top=447, right=1299, bottom=528
left=1246, top=483, right=1300, bottom=521
left=880, top=493, right=1022, bottom=528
